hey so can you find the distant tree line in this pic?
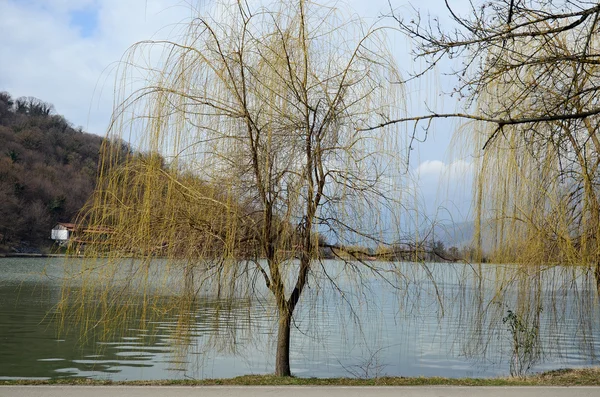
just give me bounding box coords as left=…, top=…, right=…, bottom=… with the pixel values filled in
left=0, top=92, right=109, bottom=253
left=317, top=239, right=479, bottom=263
left=373, top=240, right=479, bottom=263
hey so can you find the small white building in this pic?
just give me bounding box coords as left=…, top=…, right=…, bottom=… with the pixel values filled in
left=51, top=223, right=76, bottom=244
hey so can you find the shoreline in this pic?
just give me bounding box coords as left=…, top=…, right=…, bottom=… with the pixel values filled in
left=0, top=253, right=66, bottom=258
left=2, top=368, right=600, bottom=386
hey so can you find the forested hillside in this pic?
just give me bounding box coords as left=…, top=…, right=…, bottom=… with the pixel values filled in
left=0, top=92, right=105, bottom=253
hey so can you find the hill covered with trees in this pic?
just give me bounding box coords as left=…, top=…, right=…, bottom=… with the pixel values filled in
left=0, top=92, right=106, bottom=253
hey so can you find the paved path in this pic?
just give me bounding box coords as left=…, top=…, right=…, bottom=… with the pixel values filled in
left=2, top=386, right=600, bottom=397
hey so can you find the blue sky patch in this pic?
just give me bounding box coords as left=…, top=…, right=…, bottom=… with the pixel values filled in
left=69, top=7, right=99, bottom=38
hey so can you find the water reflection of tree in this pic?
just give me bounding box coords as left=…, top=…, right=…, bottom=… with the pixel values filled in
left=7, top=260, right=600, bottom=378
left=0, top=282, right=155, bottom=379
left=455, top=263, right=600, bottom=376
left=0, top=275, right=265, bottom=379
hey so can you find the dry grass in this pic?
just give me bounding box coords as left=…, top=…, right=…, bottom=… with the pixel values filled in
left=2, top=368, right=600, bottom=386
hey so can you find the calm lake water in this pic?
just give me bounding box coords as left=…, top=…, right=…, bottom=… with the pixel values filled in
left=1, top=257, right=600, bottom=380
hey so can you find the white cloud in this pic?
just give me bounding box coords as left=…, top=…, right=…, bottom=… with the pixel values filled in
left=415, top=159, right=473, bottom=179
left=0, top=0, right=470, bottom=135
left=412, top=159, right=474, bottom=221
left=416, top=160, right=445, bottom=176
left=0, top=0, right=474, bottom=221
left=0, top=0, right=191, bottom=135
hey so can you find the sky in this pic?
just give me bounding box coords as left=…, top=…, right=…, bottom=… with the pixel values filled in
left=0, top=0, right=475, bottom=222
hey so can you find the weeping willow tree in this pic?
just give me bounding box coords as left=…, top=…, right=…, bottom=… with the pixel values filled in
left=471, top=29, right=600, bottom=269
left=365, top=1, right=600, bottom=375
left=60, top=0, right=409, bottom=376
left=382, top=1, right=600, bottom=271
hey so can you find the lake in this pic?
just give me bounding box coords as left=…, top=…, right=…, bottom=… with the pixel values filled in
left=1, top=257, right=599, bottom=380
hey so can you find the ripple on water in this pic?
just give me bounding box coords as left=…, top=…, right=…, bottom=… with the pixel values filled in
left=1, top=258, right=600, bottom=380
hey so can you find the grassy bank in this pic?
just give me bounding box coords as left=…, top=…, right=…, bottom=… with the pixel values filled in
left=2, top=368, right=600, bottom=386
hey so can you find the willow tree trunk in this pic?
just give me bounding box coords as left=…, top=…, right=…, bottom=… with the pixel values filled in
left=275, top=308, right=292, bottom=376
left=595, top=263, right=600, bottom=296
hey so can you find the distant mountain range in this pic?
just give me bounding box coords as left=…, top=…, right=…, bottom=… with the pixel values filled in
left=424, top=220, right=475, bottom=248
left=422, top=219, right=500, bottom=254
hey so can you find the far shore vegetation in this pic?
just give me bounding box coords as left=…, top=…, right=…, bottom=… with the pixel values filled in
left=0, top=93, right=112, bottom=255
